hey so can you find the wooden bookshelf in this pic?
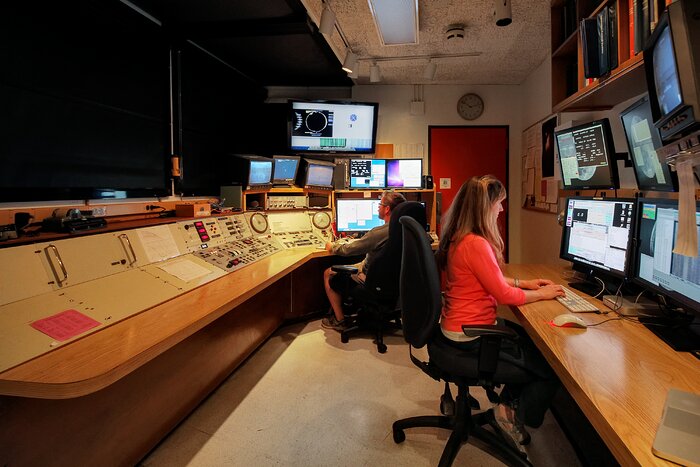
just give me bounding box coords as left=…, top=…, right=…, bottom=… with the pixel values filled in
left=550, top=0, right=666, bottom=112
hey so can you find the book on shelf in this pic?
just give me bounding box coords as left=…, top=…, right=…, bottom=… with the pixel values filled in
left=634, top=0, right=651, bottom=54
left=581, top=18, right=602, bottom=78
left=629, top=0, right=635, bottom=57
left=608, top=3, right=618, bottom=70
left=597, top=8, right=610, bottom=76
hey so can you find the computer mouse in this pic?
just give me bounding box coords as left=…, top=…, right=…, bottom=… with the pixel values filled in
left=551, top=313, right=588, bottom=328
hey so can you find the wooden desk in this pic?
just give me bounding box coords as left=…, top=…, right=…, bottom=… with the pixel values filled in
left=0, top=247, right=333, bottom=466
left=504, top=264, right=700, bottom=467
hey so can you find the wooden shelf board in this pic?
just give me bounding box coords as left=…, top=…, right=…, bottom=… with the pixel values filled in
left=552, top=29, right=579, bottom=59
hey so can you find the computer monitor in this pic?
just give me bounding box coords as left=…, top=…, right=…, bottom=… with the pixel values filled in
left=560, top=197, right=636, bottom=295
left=349, top=159, right=386, bottom=189
left=228, top=155, right=273, bottom=189
left=271, top=155, right=300, bottom=186
left=335, top=198, right=384, bottom=233
left=289, top=100, right=379, bottom=154
left=633, top=197, right=700, bottom=351
left=300, top=159, right=335, bottom=189
left=620, top=95, right=678, bottom=192
left=554, top=119, right=620, bottom=190
left=643, top=0, right=700, bottom=142
left=386, top=158, right=423, bottom=189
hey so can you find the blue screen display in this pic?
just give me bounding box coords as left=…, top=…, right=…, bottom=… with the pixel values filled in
left=335, top=198, right=384, bottom=232
left=273, top=158, right=299, bottom=181
left=249, top=160, right=272, bottom=185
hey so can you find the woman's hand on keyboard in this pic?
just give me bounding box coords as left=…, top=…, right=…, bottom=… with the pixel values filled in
left=521, top=278, right=555, bottom=290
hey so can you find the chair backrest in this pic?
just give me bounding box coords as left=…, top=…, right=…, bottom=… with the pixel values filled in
left=363, top=201, right=427, bottom=304
left=398, top=215, right=442, bottom=349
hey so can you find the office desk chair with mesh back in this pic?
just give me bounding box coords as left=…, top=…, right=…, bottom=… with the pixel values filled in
left=335, top=201, right=427, bottom=353
left=392, top=216, right=530, bottom=467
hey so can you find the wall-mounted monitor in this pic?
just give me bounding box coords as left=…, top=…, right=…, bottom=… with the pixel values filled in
left=633, top=197, right=700, bottom=351
left=289, top=100, right=378, bottom=154
left=560, top=197, right=636, bottom=294
left=300, top=158, right=335, bottom=189
left=335, top=198, right=384, bottom=233
left=386, top=158, right=423, bottom=188
left=643, top=0, right=700, bottom=142
left=554, top=118, right=620, bottom=190
left=620, top=95, right=677, bottom=192
left=349, top=159, right=386, bottom=189
left=271, top=155, right=300, bottom=186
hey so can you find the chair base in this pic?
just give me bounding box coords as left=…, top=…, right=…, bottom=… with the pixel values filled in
left=340, top=313, right=401, bottom=353
left=392, top=386, right=531, bottom=467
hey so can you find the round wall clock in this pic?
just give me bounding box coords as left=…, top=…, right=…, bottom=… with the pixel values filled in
left=457, top=93, right=484, bottom=120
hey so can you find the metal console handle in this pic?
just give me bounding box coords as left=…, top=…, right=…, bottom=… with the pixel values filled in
left=118, top=233, right=137, bottom=266
left=44, top=244, right=68, bottom=287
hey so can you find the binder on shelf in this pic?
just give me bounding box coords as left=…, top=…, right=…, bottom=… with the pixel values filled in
left=597, top=7, right=610, bottom=76
left=581, top=18, right=602, bottom=78
left=608, top=4, right=618, bottom=70
left=634, top=0, right=651, bottom=54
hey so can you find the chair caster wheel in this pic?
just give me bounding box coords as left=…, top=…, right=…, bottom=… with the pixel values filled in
left=340, top=333, right=349, bottom=344
left=393, top=429, right=405, bottom=444
left=378, top=343, right=387, bottom=353
left=440, top=395, right=455, bottom=416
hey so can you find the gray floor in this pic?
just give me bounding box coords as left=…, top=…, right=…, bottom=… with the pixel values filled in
left=141, top=319, right=582, bottom=466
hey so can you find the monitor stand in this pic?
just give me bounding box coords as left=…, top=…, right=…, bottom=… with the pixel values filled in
left=639, top=314, right=700, bottom=353
left=568, top=281, right=603, bottom=298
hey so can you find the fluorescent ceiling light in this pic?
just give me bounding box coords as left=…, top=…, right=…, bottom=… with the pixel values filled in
left=367, top=0, right=419, bottom=45
left=370, top=63, right=381, bottom=82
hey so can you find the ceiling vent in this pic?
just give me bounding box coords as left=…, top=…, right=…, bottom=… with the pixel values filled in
left=445, top=24, right=465, bottom=41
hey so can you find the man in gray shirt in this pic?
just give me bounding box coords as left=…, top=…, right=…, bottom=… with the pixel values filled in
left=322, top=191, right=406, bottom=331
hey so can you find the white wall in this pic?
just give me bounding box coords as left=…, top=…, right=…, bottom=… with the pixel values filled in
left=352, top=84, right=527, bottom=261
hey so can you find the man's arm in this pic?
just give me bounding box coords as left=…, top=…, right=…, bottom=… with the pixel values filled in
left=329, top=225, right=387, bottom=257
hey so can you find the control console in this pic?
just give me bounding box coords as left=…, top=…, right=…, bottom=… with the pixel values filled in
left=194, top=236, right=282, bottom=272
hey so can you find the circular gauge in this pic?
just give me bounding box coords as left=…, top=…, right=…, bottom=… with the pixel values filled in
left=312, top=211, right=331, bottom=230
left=249, top=213, right=268, bottom=234
left=305, top=111, right=328, bottom=132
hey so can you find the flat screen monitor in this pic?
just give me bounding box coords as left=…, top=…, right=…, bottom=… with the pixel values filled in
left=386, top=158, right=423, bottom=188
left=643, top=0, right=700, bottom=142
left=289, top=100, right=378, bottom=154
left=349, top=159, right=386, bottom=189
left=634, top=197, right=700, bottom=351
left=620, top=95, right=677, bottom=192
left=554, top=119, right=620, bottom=190
left=248, top=159, right=273, bottom=186
left=335, top=198, right=384, bottom=233
left=560, top=197, right=636, bottom=282
left=303, top=159, right=335, bottom=188
left=272, top=155, right=300, bottom=185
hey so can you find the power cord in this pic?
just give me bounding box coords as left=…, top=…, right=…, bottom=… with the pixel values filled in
left=145, top=205, right=166, bottom=211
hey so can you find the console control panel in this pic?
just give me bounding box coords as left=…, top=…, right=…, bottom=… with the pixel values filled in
left=273, top=231, right=325, bottom=249
left=193, top=236, right=282, bottom=272
left=267, top=195, right=307, bottom=210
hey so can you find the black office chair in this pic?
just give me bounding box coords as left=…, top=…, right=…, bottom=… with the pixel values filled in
left=335, top=201, right=427, bottom=353
left=392, top=216, right=530, bottom=467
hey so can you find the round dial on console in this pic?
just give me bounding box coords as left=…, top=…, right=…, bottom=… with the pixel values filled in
left=249, top=213, right=268, bottom=234
left=312, top=211, right=331, bottom=230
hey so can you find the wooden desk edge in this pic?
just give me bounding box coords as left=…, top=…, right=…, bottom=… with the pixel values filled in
left=0, top=248, right=329, bottom=399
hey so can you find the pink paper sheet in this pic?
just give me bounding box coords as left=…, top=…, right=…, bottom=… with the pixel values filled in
left=30, top=309, right=101, bottom=341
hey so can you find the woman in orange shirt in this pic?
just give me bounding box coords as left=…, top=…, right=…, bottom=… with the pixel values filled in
left=436, top=175, right=564, bottom=452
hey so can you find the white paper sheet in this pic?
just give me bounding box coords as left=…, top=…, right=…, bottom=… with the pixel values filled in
left=673, top=159, right=698, bottom=257
left=546, top=179, right=559, bottom=203
left=137, top=225, right=181, bottom=263
left=158, top=258, right=212, bottom=282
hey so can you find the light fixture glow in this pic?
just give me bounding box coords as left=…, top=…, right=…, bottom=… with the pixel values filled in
left=368, top=0, right=419, bottom=45
left=370, top=63, right=381, bottom=82
left=423, top=60, right=437, bottom=80
left=319, top=5, right=336, bottom=35
left=342, top=49, right=358, bottom=73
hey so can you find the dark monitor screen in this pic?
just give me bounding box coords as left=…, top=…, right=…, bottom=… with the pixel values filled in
left=634, top=198, right=700, bottom=310
left=289, top=101, right=378, bottom=154
left=619, top=95, right=677, bottom=192
left=349, top=159, right=386, bottom=189
left=335, top=198, right=384, bottom=233
left=386, top=158, right=423, bottom=188
left=272, top=155, right=300, bottom=184
left=560, top=197, right=636, bottom=278
left=554, top=119, right=619, bottom=190
left=305, top=161, right=334, bottom=187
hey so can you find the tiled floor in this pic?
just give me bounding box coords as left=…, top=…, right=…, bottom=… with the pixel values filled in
left=141, top=319, right=582, bottom=466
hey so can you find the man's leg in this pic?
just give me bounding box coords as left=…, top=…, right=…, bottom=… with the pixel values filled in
left=323, top=267, right=344, bottom=321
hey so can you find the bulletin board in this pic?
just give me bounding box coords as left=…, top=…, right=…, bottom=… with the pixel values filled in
left=521, top=114, right=560, bottom=214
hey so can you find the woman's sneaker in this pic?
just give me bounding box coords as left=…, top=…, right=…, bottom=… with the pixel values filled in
left=486, top=404, right=530, bottom=454
left=321, top=315, right=346, bottom=331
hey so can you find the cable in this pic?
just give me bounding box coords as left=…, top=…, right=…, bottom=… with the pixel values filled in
left=592, top=276, right=607, bottom=299
left=587, top=317, right=623, bottom=326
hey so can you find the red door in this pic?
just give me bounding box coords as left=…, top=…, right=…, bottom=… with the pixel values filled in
left=429, top=126, right=509, bottom=260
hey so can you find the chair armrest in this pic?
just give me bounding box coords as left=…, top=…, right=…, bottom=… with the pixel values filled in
left=461, top=324, right=517, bottom=340
left=332, top=265, right=359, bottom=274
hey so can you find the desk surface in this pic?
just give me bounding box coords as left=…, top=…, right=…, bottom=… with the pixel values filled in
left=0, top=248, right=328, bottom=399
left=504, top=264, right=700, bottom=467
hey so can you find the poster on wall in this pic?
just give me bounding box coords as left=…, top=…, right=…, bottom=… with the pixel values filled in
left=541, top=116, right=558, bottom=178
